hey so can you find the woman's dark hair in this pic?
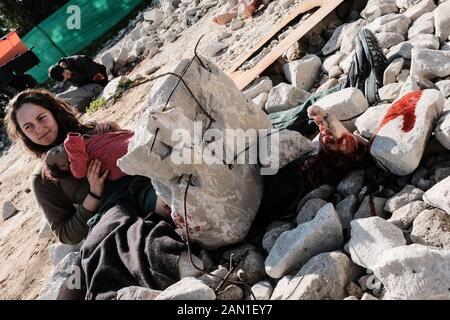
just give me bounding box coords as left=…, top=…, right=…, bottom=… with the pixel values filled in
left=48, top=64, right=65, bottom=82
left=5, top=89, right=94, bottom=158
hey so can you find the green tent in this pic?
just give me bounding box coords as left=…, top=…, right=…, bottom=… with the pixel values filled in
left=22, top=0, right=143, bottom=83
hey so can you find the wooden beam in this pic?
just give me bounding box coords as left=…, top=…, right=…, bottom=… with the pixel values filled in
left=228, top=0, right=344, bottom=90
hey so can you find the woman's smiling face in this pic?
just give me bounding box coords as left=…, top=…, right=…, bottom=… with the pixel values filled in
left=16, top=103, right=59, bottom=146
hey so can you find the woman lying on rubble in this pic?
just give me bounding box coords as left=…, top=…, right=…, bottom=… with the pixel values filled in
left=5, top=89, right=192, bottom=300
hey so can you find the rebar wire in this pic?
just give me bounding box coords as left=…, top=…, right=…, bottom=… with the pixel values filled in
left=182, top=174, right=256, bottom=300
left=149, top=127, right=160, bottom=152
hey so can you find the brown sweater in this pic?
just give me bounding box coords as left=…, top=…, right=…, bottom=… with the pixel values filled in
left=31, top=164, right=94, bottom=245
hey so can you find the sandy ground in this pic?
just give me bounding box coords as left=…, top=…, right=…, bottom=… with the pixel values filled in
left=0, top=1, right=311, bottom=299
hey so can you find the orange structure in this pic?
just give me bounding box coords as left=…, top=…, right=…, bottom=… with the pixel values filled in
left=0, top=31, right=28, bottom=67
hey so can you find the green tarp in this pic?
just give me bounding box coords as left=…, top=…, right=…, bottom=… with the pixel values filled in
left=22, top=0, right=143, bottom=83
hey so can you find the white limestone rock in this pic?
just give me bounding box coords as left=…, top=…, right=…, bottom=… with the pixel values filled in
left=379, top=83, right=403, bottom=101
left=296, top=198, right=328, bottom=225
left=387, top=200, right=427, bottom=229
left=365, top=14, right=412, bottom=37
left=340, top=19, right=369, bottom=55
left=156, top=277, right=216, bottom=300
left=38, top=252, right=82, bottom=300
left=434, top=1, right=450, bottom=42
left=370, top=90, right=446, bottom=176
left=435, top=112, right=450, bottom=150
left=270, top=275, right=293, bottom=300
left=265, top=204, right=344, bottom=279
left=385, top=185, right=425, bottom=213
left=117, top=286, right=162, bottom=300
left=282, top=251, right=361, bottom=300
left=384, top=58, right=405, bottom=86
left=410, top=48, right=450, bottom=80
left=375, top=32, right=405, bottom=49
left=251, top=281, right=273, bottom=300
left=408, top=34, right=440, bottom=50
left=373, top=244, right=450, bottom=300
left=322, top=52, right=346, bottom=74
left=411, top=208, right=450, bottom=249
left=265, top=83, right=311, bottom=113
left=355, top=104, right=390, bottom=139
left=48, top=243, right=82, bottom=267
left=436, top=80, right=450, bottom=98
left=262, top=221, right=295, bottom=253
left=283, top=55, right=322, bottom=91
left=407, top=12, right=434, bottom=39
left=423, top=176, right=450, bottom=214
left=354, top=196, right=388, bottom=220
left=243, top=77, right=273, bottom=100
left=349, top=217, right=406, bottom=270
left=362, top=1, right=398, bottom=22
left=404, top=0, right=436, bottom=22
left=99, top=76, right=125, bottom=101
left=314, top=88, right=369, bottom=132
left=252, top=92, right=269, bottom=110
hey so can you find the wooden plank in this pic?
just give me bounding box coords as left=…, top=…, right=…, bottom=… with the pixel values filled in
left=228, top=0, right=344, bottom=90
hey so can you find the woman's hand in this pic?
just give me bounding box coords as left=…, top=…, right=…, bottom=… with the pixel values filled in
left=94, top=121, right=121, bottom=134
left=87, top=159, right=109, bottom=197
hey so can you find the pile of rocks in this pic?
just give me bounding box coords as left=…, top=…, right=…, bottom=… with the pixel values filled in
left=96, top=0, right=221, bottom=76
left=39, top=0, right=450, bottom=300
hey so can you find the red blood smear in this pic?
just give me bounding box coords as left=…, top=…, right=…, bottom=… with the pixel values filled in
left=377, top=90, right=423, bottom=134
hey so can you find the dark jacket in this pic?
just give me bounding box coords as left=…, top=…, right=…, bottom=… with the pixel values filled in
left=60, top=55, right=108, bottom=87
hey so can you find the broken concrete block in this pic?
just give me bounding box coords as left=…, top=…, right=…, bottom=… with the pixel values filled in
left=282, top=55, right=322, bottom=92
left=370, top=90, right=445, bottom=176
left=436, top=80, right=450, bottom=98
left=118, top=57, right=272, bottom=249
left=322, top=52, right=346, bottom=74
left=379, top=83, right=403, bottom=101
left=408, top=34, right=440, bottom=50
left=252, top=92, right=268, bottom=110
